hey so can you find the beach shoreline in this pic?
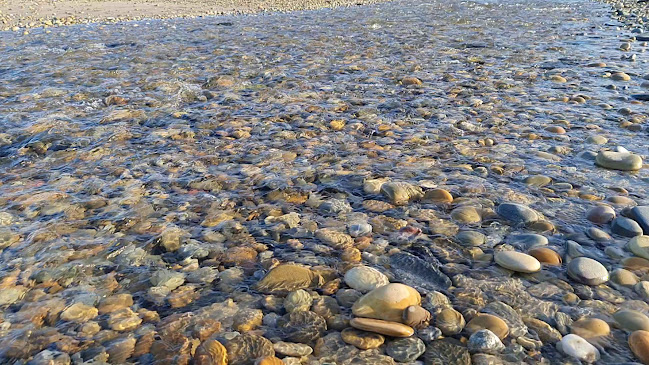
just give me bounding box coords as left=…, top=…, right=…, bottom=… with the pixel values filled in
left=0, top=0, right=387, bottom=31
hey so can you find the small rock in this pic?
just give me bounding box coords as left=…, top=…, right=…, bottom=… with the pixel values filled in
left=344, top=266, right=390, bottom=293
left=255, top=265, right=323, bottom=294
left=272, top=341, right=312, bottom=357
left=614, top=309, right=649, bottom=332
left=494, top=251, right=541, bottom=273
left=629, top=330, right=649, bottom=364
left=352, top=283, right=421, bottom=322
left=612, top=217, right=643, bottom=237
left=571, top=318, right=610, bottom=339
left=380, top=182, right=424, bottom=205
left=386, top=337, right=426, bottom=362
left=402, top=305, right=431, bottom=329
left=595, top=151, right=642, bottom=171
left=528, top=247, right=562, bottom=266
left=284, top=290, right=313, bottom=313
left=436, top=308, right=466, bottom=336
left=233, top=309, right=263, bottom=332
left=195, top=340, right=227, bottom=365
left=468, top=329, right=505, bottom=354
left=60, top=303, right=98, bottom=323
left=465, top=314, right=509, bottom=340
left=629, top=236, right=649, bottom=260
left=586, top=205, right=616, bottom=224
left=557, top=334, right=600, bottom=363
left=496, top=203, right=539, bottom=224
left=341, top=328, right=385, bottom=349
left=567, top=257, right=609, bottom=285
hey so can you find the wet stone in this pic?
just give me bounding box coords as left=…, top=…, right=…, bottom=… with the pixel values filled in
left=277, top=311, right=327, bottom=343
left=467, top=329, right=505, bottom=354
left=465, top=314, right=510, bottom=340
left=402, top=305, right=431, bottom=329
left=456, top=231, right=487, bottom=246
left=494, top=250, right=541, bottom=273
left=557, top=334, right=600, bottom=363
left=255, top=265, right=323, bottom=294
left=424, top=338, right=471, bottom=365
left=284, top=289, right=313, bottom=313
left=380, top=182, right=424, bottom=206
left=344, top=266, right=390, bottom=293
left=352, top=283, right=421, bottom=322
left=496, top=203, right=539, bottom=224
left=586, top=205, right=616, bottom=224
left=385, top=337, right=426, bottom=362
left=614, top=309, right=649, bottom=332
left=567, top=257, right=609, bottom=286
left=631, top=206, right=649, bottom=234
left=595, top=151, right=643, bottom=171
left=389, top=252, right=451, bottom=292
left=349, top=318, right=414, bottom=337
left=629, top=330, right=649, bottom=364
left=612, top=217, right=643, bottom=237
left=272, top=341, right=313, bottom=357
left=340, top=328, right=385, bottom=349
left=225, top=334, right=275, bottom=365
left=436, top=308, right=466, bottom=336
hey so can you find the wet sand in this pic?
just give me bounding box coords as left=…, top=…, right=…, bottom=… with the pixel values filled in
left=0, top=0, right=384, bottom=31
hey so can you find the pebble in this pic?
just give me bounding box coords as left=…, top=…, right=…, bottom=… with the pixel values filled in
left=451, top=206, right=482, bottom=224
left=380, top=182, right=424, bottom=205
left=273, top=342, right=313, bottom=357
left=350, top=317, right=415, bottom=337
left=595, top=151, right=643, bottom=171
left=284, top=289, right=313, bottom=313
left=613, top=217, right=644, bottom=237
left=567, top=257, right=609, bottom=285
left=614, top=309, right=649, bottom=332
left=465, top=314, right=510, bottom=340
left=496, top=203, right=539, bottom=224
left=352, top=283, right=421, bottom=322
left=629, top=236, right=649, bottom=260
left=571, top=318, right=611, bottom=339
left=436, top=308, right=466, bottom=336
left=456, top=231, right=487, bottom=246
left=341, top=328, right=385, bottom=349
left=195, top=340, right=227, bottom=365
left=629, top=330, right=649, bottom=364
left=402, top=305, right=431, bottom=329
left=611, top=268, right=639, bottom=287
left=632, top=206, right=649, bottom=234
left=255, top=265, right=323, bottom=294
left=528, top=247, right=562, bottom=266
left=468, top=329, right=505, bottom=354
left=226, top=334, right=275, bottom=364
left=60, top=303, right=98, bottom=323
left=386, top=337, right=426, bottom=362
left=344, top=266, right=390, bottom=293
left=494, top=251, right=541, bottom=273
left=586, top=205, right=616, bottom=224
left=558, top=334, right=600, bottom=363
left=508, top=233, right=548, bottom=249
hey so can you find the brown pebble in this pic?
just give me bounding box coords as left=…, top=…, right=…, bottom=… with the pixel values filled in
left=528, top=247, right=562, bottom=266
left=629, top=330, right=649, bottom=364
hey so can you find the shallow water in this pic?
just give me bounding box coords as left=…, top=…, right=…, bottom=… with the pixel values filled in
left=0, top=0, right=648, bottom=363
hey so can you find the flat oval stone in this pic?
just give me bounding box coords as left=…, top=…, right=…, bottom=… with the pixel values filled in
left=465, top=314, right=509, bottom=340
left=596, top=151, right=643, bottom=171
left=380, top=182, right=424, bottom=206
left=558, top=334, right=600, bottom=362
left=571, top=318, right=610, bottom=339
left=352, top=283, right=421, bottom=322
left=350, top=318, right=415, bottom=337
left=586, top=227, right=612, bottom=242
left=567, top=257, right=609, bottom=285
left=496, top=203, right=539, bottom=224
left=629, top=236, right=649, bottom=260
left=272, top=341, right=313, bottom=357
left=344, top=266, right=389, bottom=293
left=341, top=328, right=384, bottom=349
left=586, top=205, right=616, bottom=224
left=450, top=206, right=482, bottom=224
left=494, top=251, right=541, bottom=273
left=508, top=233, right=548, bottom=249
left=611, top=268, right=639, bottom=287
left=528, top=247, right=562, bottom=266
left=629, top=330, right=649, bottom=364
left=612, top=217, right=643, bottom=237
left=614, top=309, right=649, bottom=332
left=386, top=337, right=426, bottom=362
left=255, top=265, right=322, bottom=294
left=456, top=231, right=486, bottom=246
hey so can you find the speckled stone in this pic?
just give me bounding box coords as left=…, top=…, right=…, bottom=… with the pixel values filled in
left=386, top=337, right=426, bottom=362
left=567, top=257, right=609, bottom=286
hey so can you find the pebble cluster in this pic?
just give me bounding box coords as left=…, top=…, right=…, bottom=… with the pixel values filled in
left=1, top=0, right=649, bottom=363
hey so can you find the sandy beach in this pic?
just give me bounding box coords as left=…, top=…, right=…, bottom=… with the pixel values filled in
left=0, top=0, right=384, bottom=31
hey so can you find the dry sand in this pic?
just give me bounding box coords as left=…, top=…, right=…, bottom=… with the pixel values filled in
left=0, top=0, right=384, bottom=31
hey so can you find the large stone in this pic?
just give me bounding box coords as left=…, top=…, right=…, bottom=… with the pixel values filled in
left=595, top=151, right=642, bottom=171
left=567, top=257, right=609, bottom=286
left=612, top=217, right=643, bottom=237
left=344, top=266, right=390, bottom=293
left=557, top=334, right=600, bottom=363
left=350, top=318, right=414, bottom=337
left=254, top=265, right=323, bottom=294
left=341, top=328, right=384, bottom=349
left=496, top=203, right=539, bottom=224
left=494, top=251, right=541, bottom=273
left=629, top=330, right=649, bottom=364
left=352, top=283, right=421, bottom=322
left=629, top=236, right=649, bottom=260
